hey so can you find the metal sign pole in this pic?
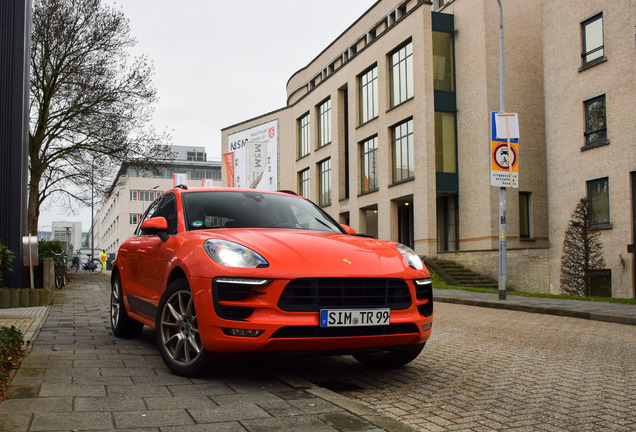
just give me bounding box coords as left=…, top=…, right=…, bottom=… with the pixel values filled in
left=497, top=0, right=507, bottom=300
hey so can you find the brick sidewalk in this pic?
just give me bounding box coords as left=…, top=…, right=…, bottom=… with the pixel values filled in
left=0, top=273, right=415, bottom=432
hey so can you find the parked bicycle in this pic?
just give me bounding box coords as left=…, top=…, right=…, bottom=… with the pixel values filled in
left=52, top=251, right=70, bottom=289
left=68, top=251, right=103, bottom=274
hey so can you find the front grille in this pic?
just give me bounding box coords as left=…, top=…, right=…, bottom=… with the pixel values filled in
left=278, top=278, right=412, bottom=312
left=270, top=323, right=419, bottom=338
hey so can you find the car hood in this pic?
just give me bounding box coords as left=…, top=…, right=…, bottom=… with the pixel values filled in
left=189, top=228, right=427, bottom=279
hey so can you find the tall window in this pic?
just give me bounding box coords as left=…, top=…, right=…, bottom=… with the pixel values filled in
left=392, top=119, right=414, bottom=183
left=582, top=13, right=604, bottom=67
left=360, top=136, right=378, bottom=193
left=433, top=31, right=454, bottom=92
left=584, top=95, right=607, bottom=146
left=298, top=168, right=310, bottom=199
left=587, top=177, right=610, bottom=226
left=298, top=113, right=310, bottom=158
left=390, top=41, right=413, bottom=107
left=318, top=159, right=331, bottom=206
left=519, top=192, right=531, bottom=239
left=359, top=66, right=378, bottom=124
left=129, top=213, right=141, bottom=225
left=317, top=99, right=331, bottom=148
left=435, top=112, right=457, bottom=173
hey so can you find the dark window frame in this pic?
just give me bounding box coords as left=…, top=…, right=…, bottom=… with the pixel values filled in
left=581, top=13, right=605, bottom=68
left=587, top=177, right=610, bottom=227
left=583, top=94, right=608, bottom=148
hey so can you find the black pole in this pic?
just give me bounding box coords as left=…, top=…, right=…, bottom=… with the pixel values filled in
left=0, top=0, right=32, bottom=288
left=91, top=161, right=94, bottom=264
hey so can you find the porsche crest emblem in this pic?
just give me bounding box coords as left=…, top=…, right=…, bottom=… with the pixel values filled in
left=343, top=258, right=352, bottom=264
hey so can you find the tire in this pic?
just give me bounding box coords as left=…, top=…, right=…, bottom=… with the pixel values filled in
left=90, top=259, right=103, bottom=274
left=353, top=343, right=425, bottom=369
left=110, top=274, right=144, bottom=338
left=55, top=268, right=64, bottom=289
left=155, top=279, right=209, bottom=377
left=68, top=258, right=80, bottom=274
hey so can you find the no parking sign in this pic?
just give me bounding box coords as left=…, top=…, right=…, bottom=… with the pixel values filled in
left=490, top=112, right=519, bottom=188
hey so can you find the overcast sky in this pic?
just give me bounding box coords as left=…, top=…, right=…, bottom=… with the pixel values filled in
left=39, top=0, right=375, bottom=230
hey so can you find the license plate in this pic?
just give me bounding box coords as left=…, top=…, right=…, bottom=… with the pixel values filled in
left=319, top=309, right=390, bottom=327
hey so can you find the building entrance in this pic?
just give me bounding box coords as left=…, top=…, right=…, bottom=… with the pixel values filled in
left=397, top=200, right=413, bottom=249
left=631, top=172, right=636, bottom=297
left=437, top=193, right=458, bottom=251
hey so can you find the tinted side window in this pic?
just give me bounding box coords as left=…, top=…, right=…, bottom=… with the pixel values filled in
left=154, top=193, right=178, bottom=234
left=134, top=196, right=162, bottom=235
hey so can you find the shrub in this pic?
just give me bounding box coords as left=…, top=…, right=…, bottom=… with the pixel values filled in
left=0, top=240, right=16, bottom=288
left=38, top=240, right=65, bottom=260
left=0, top=326, right=24, bottom=381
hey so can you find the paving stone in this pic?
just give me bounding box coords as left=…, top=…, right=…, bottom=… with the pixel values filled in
left=114, top=409, right=195, bottom=429
left=188, top=402, right=271, bottom=423
left=30, top=411, right=114, bottom=431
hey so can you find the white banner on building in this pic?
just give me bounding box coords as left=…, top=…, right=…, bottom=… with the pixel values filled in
left=173, top=173, right=188, bottom=187
left=226, top=120, right=278, bottom=190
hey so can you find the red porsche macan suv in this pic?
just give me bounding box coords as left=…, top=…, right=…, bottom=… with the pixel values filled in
left=110, top=187, right=433, bottom=376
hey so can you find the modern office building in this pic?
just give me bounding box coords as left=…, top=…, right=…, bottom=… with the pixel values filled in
left=222, top=0, right=635, bottom=298
left=93, top=146, right=222, bottom=255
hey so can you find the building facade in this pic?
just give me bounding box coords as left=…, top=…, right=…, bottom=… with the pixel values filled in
left=222, top=0, right=635, bottom=298
left=542, top=0, right=636, bottom=298
left=94, top=146, right=222, bottom=255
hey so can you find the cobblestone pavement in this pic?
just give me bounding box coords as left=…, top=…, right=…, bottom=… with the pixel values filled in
left=266, top=302, right=636, bottom=431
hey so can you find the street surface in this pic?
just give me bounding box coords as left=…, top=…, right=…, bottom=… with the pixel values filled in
left=267, top=302, right=636, bottom=431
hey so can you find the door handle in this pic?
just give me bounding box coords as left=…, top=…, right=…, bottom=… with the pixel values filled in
left=138, top=248, right=146, bottom=256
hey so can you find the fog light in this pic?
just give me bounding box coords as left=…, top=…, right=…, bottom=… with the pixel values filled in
left=422, top=323, right=432, bottom=332
left=223, top=328, right=263, bottom=337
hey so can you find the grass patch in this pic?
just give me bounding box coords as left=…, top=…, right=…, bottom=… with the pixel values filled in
left=428, top=269, right=636, bottom=305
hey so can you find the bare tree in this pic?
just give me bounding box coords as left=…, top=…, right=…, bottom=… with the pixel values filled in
left=28, top=0, right=173, bottom=233
left=560, top=197, right=605, bottom=296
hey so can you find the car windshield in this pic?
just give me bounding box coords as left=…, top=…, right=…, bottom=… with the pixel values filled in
left=182, top=191, right=343, bottom=233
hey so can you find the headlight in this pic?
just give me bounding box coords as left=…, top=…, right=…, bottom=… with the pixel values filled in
left=396, top=244, right=424, bottom=270
left=204, top=239, right=269, bottom=268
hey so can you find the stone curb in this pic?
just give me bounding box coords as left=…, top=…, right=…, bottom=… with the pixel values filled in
left=434, top=295, right=636, bottom=326
left=274, top=371, right=420, bottom=432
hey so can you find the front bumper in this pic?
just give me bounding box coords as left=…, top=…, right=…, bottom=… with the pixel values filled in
left=190, top=275, right=433, bottom=354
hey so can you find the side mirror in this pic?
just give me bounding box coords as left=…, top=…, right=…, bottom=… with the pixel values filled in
left=141, top=217, right=169, bottom=242
left=340, top=224, right=356, bottom=235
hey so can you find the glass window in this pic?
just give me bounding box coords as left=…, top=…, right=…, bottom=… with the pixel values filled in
left=130, top=190, right=139, bottom=201
left=181, top=190, right=342, bottom=233
left=298, top=168, right=310, bottom=199
left=587, top=177, right=610, bottom=226
left=360, top=136, right=378, bottom=193
left=318, top=159, right=331, bottom=206
left=129, top=213, right=140, bottom=225
left=359, top=66, right=378, bottom=124
left=317, top=99, right=331, bottom=148
left=519, top=192, right=530, bottom=239
left=298, top=113, right=310, bottom=158
left=433, top=31, right=454, bottom=92
left=582, top=14, right=604, bottom=66
left=584, top=95, right=607, bottom=146
left=390, top=41, right=414, bottom=107
left=392, top=119, right=414, bottom=183
left=434, top=112, right=457, bottom=173
left=154, top=193, right=178, bottom=234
